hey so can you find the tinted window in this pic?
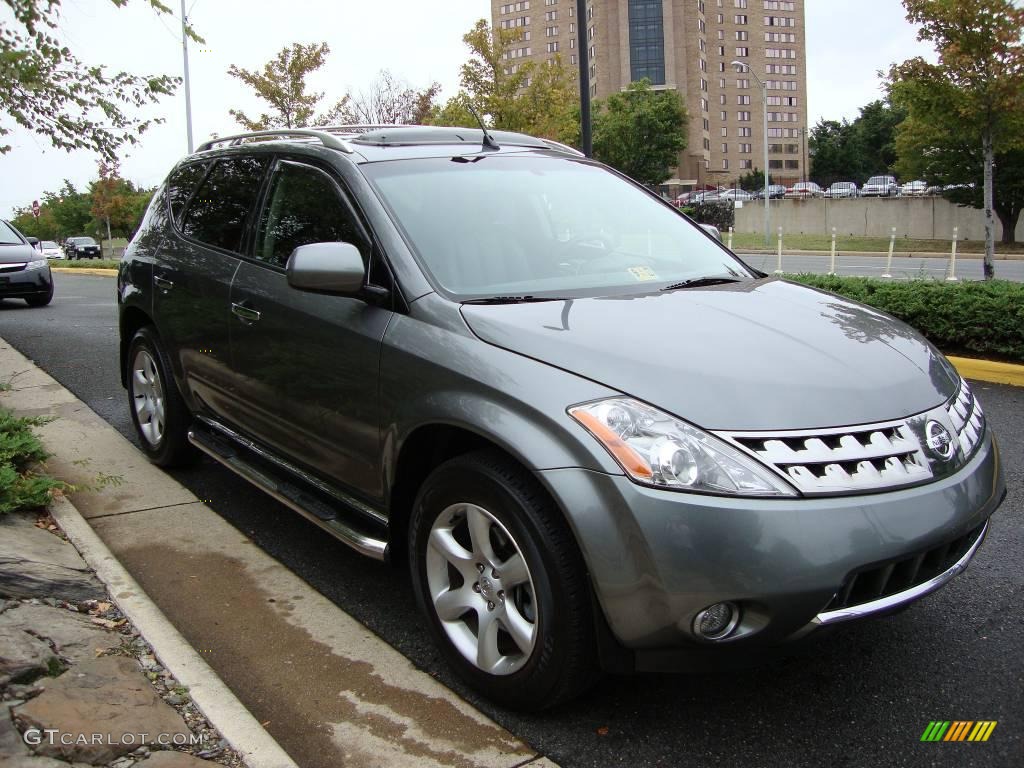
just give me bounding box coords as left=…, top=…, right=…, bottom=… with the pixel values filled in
left=0, top=220, right=25, bottom=245
left=182, top=156, right=268, bottom=252
left=166, top=162, right=208, bottom=226
left=254, top=161, right=367, bottom=268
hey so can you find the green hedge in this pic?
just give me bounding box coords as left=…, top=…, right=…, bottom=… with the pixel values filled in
left=787, top=275, right=1024, bottom=363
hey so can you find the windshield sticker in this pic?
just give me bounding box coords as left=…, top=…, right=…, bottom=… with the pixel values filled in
left=628, top=266, right=659, bottom=281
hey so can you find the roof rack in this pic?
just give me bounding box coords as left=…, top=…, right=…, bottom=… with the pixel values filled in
left=195, top=128, right=354, bottom=154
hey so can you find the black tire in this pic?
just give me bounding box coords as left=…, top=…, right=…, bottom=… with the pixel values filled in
left=409, top=449, right=597, bottom=710
left=25, top=287, right=53, bottom=307
left=126, top=326, right=198, bottom=467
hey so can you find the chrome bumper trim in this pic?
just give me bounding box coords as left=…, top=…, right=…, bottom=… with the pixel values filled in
left=811, top=520, right=989, bottom=627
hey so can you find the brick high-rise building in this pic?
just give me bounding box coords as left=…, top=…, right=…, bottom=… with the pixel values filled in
left=490, top=0, right=809, bottom=189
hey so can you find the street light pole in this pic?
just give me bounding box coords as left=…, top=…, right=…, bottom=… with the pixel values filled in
left=180, top=0, right=194, bottom=154
left=733, top=61, right=769, bottom=247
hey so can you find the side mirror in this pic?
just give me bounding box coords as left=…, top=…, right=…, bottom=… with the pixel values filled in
left=286, top=242, right=365, bottom=294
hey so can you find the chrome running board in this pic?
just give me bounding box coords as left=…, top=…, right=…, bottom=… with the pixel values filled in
left=188, top=426, right=389, bottom=561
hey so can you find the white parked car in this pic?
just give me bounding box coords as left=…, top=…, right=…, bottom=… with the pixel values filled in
left=39, top=240, right=63, bottom=259
left=824, top=182, right=859, bottom=198
left=717, top=189, right=754, bottom=202
left=862, top=175, right=899, bottom=197
left=900, top=180, right=929, bottom=196
left=784, top=182, right=823, bottom=199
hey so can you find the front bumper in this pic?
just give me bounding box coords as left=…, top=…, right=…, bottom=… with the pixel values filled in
left=0, top=265, right=53, bottom=297
left=539, top=428, right=1004, bottom=670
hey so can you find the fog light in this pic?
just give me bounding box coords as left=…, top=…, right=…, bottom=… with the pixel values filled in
left=694, top=602, right=740, bottom=640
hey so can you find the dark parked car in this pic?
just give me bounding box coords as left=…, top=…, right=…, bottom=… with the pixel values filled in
left=0, top=219, right=54, bottom=306
left=65, top=236, right=101, bottom=260
left=118, top=126, right=1004, bottom=710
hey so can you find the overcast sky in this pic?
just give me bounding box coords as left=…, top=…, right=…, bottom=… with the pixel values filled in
left=1, top=0, right=935, bottom=216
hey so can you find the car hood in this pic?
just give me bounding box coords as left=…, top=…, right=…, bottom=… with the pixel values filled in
left=0, top=243, right=35, bottom=264
left=460, top=278, right=958, bottom=430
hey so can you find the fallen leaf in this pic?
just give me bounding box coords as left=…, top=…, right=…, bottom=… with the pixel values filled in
left=597, top=726, right=609, bottom=736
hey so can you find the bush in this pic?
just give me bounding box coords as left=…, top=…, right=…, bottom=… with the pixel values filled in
left=0, top=408, right=65, bottom=514
left=788, top=275, right=1024, bottom=362
left=689, top=201, right=735, bottom=231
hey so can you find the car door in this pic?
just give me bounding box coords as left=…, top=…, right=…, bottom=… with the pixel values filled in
left=226, top=158, right=393, bottom=500
left=154, top=155, right=269, bottom=422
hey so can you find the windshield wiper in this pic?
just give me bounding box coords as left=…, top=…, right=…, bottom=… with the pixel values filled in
left=661, top=276, right=744, bottom=291
left=462, top=295, right=570, bottom=305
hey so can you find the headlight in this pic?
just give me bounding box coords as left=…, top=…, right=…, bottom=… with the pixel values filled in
left=26, top=259, right=49, bottom=270
left=569, top=398, right=797, bottom=497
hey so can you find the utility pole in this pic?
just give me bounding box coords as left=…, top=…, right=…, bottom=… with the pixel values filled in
left=733, top=61, right=769, bottom=247
left=180, top=0, right=194, bottom=153
left=576, top=0, right=591, bottom=157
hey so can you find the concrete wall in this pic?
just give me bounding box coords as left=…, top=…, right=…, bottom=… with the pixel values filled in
left=734, top=197, right=1024, bottom=241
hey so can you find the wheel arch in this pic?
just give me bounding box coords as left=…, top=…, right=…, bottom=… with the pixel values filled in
left=119, top=306, right=154, bottom=388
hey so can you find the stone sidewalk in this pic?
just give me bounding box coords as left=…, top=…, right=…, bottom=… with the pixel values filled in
left=1, top=506, right=239, bottom=768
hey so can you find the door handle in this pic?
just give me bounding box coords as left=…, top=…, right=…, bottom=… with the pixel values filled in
left=154, top=275, right=174, bottom=290
left=231, top=302, right=261, bottom=323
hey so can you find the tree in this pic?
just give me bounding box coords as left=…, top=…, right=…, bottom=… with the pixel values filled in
left=895, top=119, right=1024, bottom=244
left=350, top=70, right=440, bottom=125
left=887, top=0, right=1024, bottom=278
left=0, top=0, right=187, bottom=161
left=227, top=42, right=353, bottom=130
left=427, top=20, right=577, bottom=141
left=737, top=167, right=770, bottom=192
left=591, top=79, right=688, bottom=187
left=809, top=101, right=906, bottom=185
left=90, top=162, right=153, bottom=247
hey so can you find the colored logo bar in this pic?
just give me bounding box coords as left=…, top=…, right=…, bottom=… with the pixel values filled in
left=920, top=721, right=997, bottom=742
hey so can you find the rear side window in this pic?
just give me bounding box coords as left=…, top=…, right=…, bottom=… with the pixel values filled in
left=181, top=156, right=268, bottom=252
left=254, top=161, right=368, bottom=269
left=166, top=162, right=208, bottom=226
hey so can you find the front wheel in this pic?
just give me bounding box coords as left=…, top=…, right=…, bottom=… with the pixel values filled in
left=25, top=287, right=53, bottom=307
left=409, top=450, right=597, bottom=710
left=126, top=326, right=198, bottom=467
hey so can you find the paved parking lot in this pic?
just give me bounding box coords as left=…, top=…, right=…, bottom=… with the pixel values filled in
left=1, top=272, right=1021, bottom=768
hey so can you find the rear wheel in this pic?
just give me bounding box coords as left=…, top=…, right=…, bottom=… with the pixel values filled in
left=126, top=326, right=198, bottom=466
left=409, top=450, right=596, bottom=710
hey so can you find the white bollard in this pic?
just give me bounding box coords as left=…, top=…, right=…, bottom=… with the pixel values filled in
left=727, top=226, right=734, bottom=251
left=829, top=227, right=837, bottom=275
left=775, top=226, right=783, bottom=274
left=882, top=227, right=896, bottom=278
left=947, top=226, right=960, bottom=282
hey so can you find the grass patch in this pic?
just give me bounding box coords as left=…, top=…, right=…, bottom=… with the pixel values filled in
left=788, top=274, right=1024, bottom=363
left=0, top=407, right=67, bottom=514
left=732, top=232, right=1024, bottom=254
left=50, top=258, right=120, bottom=269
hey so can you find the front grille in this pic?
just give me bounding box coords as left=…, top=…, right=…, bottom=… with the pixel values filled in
left=724, top=420, right=931, bottom=494
left=825, top=524, right=986, bottom=611
left=947, top=380, right=984, bottom=456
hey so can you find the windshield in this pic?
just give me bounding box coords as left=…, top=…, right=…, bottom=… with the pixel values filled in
left=867, top=176, right=889, bottom=185
left=42, top=241, right=58, bottom=249
left=363, top=155, right=753, bottom=299
left=74, top=237, right=97, bottom=245
left=0, top=220, right=25, bottom=246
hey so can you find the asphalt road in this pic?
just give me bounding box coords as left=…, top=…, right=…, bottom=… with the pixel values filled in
left=736, top=252, right=1024, bottom=282
left=2, top=273, right=1021, bottom=768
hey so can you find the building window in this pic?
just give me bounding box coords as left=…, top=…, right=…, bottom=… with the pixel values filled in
left=735, top=0, right=748, bottom=7
left=627, top=0, right=666, bottom=84
left=768, top=143, right=783, bottom=153
left=734, top=15, right=748, bottom=23
left=703, top=138, right=711, bottom=150
left=768, top=159, right=783, bottom=169
left=546, top=41, right=560, bottom=52
left=721, top=126, right=728, bottom=136
left=739, top=143, right=752, bottom=153
left=785, top=143, right=799, bottom=153
left=735, top=47, right=749, bottom=57
left=737, top=78, right=750, bottom=88
left=720, top=110, right=728, bottom=120
left=545, top=26, right=559, bottom=36
left=785, top=159, right=799, bottom=169
left=721, top=143, right=728, bottom=153
left=703, top=117, right=710, bottom=130
left=740, top=159, right=753, bottom=169
left=737, top=95, right=751, bottom=105
left=737, top=110, right=751, bottom=121
left=545, top=9, right=558, bottom=20
left=738, top=127, right=752, bottom=137
left=722, top=159, right=730, bottom=170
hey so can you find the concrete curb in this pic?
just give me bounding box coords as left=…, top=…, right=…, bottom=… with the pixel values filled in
left=949, top=356, right=1024, bottom=388
left=51, top=267, right=118, bottom=277
left=47, top=493, right=300, bottom=768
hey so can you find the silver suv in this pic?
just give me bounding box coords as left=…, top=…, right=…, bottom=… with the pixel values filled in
left=118, top=126, right=1004, bottom=710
